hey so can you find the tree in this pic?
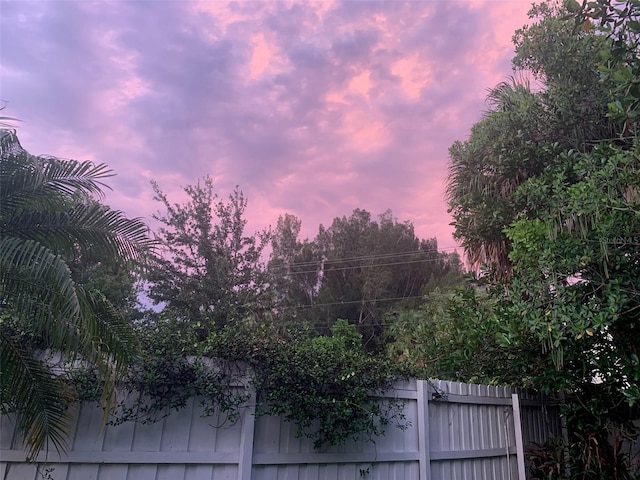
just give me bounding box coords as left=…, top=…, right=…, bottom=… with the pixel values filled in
left=447, top=1, right=617, bottom=278
left=269, top=209, right=462, bottom=350
left=0, top=130, right=152, bottom=458
left=268, top=213, right=321, bottom=313
left=502, top=143, right=640, bottom=477
left=385, top=285, right=542, bottom=386
left=146, top=177, right=271, bottom=340
left=580, top=0, right=640, bottom=135
left=444, top=2, right=640, bottom=475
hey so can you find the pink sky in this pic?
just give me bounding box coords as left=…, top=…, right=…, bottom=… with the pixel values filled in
left=1, top=1, right=533, bottom=252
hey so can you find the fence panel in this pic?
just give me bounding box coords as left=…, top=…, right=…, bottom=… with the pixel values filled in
left=426, top=381, right=521, bottom=480
left=0, top=379, right=561, bottom=480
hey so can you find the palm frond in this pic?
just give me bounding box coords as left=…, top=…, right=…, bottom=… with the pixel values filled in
left=0, top=107, right=20, bottom=129
left=1, top=131, right=114, bottom=212
left=0, top=237, right=81, bottom=327
left=75, top=287, right=141, bottom=420
left=3, top=205, right=154, bottom=261
left=1, top=236, right=142, bottom=361
left=74, top=286, right=140, bottom=372
left=0, top=130, right=152, bottom=459
left=0, top=330, right=71, bottom=460
left=485, top=75, right=534, bottom=114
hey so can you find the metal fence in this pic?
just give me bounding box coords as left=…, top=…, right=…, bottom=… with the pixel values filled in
left=0, top=379, right=561, bottom=480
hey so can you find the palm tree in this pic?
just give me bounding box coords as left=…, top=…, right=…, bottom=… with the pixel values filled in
left=447, top=77, right=543, bottom=279
left=0, top=129, right=153, bottom=459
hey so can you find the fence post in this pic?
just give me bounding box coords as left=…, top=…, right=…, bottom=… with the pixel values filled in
left=511, top=393, right=526, bottom=480
left=237, top=384, right=256, bottom=480
left=417, top=379, right=431, bottom=480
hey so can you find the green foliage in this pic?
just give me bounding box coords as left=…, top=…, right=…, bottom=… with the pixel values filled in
left=445, top=2, right=640, bottom=476
left=527, top=430, right=639, bottom=480
left=0, top=130, right=152, bottom=458
left=513, top=2, right=617, bottom=145
left=69, top=314, right=248, bottom=427
left=67, top=315, right=409, bottom=451
left=526, top=438, right=566, bottom=480
left=67, top=240, right=141, bottom=318
left=386, top=285, right=542, bottom=386
left=122, top=184, right=455, bottom=450
left=503, top=145, right=640, bottom=415
left=268, top=213, right=322, bottom=313
left=506, top=218, right=548, bottom=268
left=147, top=177, right=271, bottom=337
left=208, top=319, right=407, bottom=448
left=581, top=0, right=640, bottom=131
left=269, top=209, right=463, bottom=350
left=447, top=2, right=618, bottom=278
left=113, top=356, right=245, bottom=427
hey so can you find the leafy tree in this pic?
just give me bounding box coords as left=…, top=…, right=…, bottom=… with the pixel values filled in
left=0, top=130, right=152, bottom=458
left=447, top=79, right=541, bottom=279
left=422, top=146, right=639, bottom=475
left=208, top=318, right=404, bottom=448
left=447, top=1, right=617, bottom=278
left=512, top=2, right=619, bottom=146
left=269, top=209, right=463, bottom=350
left=444, top=2, right=640, bottom=476
left=146, top=177, right=271, bottom=341
left=508, top=144, right=639, bottom=400
left=385, top=285, right=542, bottom=386
left=580, top=0, right=640, bottom=133
left=268, top=213, right=321, bottom=314
left=495, top=143, right=640, bottom=478
left=318, top=210, right=459, bottom=339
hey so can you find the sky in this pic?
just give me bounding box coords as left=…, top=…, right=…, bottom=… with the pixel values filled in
left=1, top=0, right=534, bottom=252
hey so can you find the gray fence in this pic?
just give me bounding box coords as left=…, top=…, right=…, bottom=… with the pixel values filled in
left=0, top=379, right=561, bottom=480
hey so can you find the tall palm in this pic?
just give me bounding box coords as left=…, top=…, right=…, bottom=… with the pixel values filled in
left=447, top=77, right=543, bottom=279
left=447, top=3, right=620, bottom=280
left=0, top=130, right=153, bottom=459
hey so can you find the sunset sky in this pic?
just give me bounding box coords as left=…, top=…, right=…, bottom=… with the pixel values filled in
left=1, top=1, right=534, bottom=251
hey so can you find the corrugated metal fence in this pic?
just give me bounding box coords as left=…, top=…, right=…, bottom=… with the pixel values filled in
left=0, top=379, right=561, bottom=480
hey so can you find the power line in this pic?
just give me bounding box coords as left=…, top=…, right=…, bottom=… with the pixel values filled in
left=268, top=247, right=461, bottom=272
left=268, top=249, right=433, bottom=271
left=276, top=256, right=460, bottom=277
left=279, top=294, right=426, bottom=310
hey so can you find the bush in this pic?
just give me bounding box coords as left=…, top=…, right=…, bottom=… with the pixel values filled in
left=208, top=319, right=408, bottom=448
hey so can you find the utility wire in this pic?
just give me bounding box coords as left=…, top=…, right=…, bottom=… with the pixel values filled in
left=268, top=250, right=432, bottom=271
left=274, top=257, right=460, bottom=277
left=267, top=246, right=461, bottom=272
left=279, top=294, right=426, bottom=310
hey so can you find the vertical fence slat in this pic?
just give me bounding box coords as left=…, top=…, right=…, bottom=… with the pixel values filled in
left=237, top=387, right=256, bottom=480
left=416, top=379, right=431, bottom=480
left=511, top=394, right=526, bottom=480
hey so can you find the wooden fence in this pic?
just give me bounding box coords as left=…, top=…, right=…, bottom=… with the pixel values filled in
left=0, top=379, right=561, bottom=480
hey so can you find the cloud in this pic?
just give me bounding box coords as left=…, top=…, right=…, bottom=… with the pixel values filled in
left=1, top=0, right=533, bottom=248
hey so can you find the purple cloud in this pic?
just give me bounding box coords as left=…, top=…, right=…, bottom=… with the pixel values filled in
left=1, top=0, right=533, bottom=249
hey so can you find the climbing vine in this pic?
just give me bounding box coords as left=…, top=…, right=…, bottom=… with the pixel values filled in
left=207, top=319, right=409, bottom=448
left=68, top=318, right=408, bottom=449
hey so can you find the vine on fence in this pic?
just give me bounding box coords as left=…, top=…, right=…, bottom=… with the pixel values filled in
left=69, top=319, right=409, bottom=449
left=207, top=319, right=409, bottom=448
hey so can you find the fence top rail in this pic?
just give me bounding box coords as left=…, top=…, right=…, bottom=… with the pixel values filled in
left=374, top=379, right=561, bottom=406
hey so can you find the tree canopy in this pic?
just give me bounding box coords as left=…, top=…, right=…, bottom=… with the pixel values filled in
left=447, top=1, right=622, bottom=278
left=145, top=177, right=271, bottom=341
left=268, top=209, right=463, bottom=350
left=442, top=1, right=640, bottom=476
